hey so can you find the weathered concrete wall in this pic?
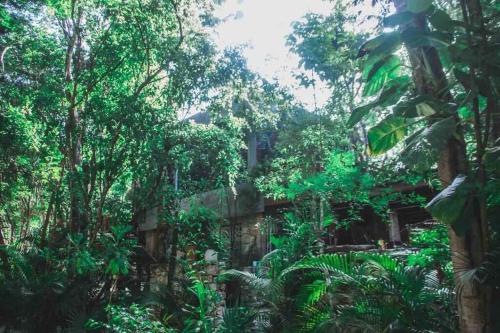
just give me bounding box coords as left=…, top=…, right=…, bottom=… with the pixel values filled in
left=138, top=182, right=269, bottom=264
left=149, top=250, right=227, bottom=316
left=181, top=183, right=264, bottom=219
left=144, top=230, right=159, bottom=259
left=221, top=213, right=268, bottom=268
left=138, top=206, right=160, bottom=232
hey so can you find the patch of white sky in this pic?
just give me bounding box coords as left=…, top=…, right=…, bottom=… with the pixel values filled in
left=209, top=0, right=383, bottom=111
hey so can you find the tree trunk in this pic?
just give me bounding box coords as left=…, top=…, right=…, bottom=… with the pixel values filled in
left=40, top=161, right=65, bottom=247
left=393, top=1, right=489, bottom=331
left=166, top=224, right=179, bottom=293
left=465, top=0, right=500, bottom=140
left=166, top=165, right=179, bottom=294
left=62, top=2, right=86, bottom=234
left=0, top=219, right=12, bottom=279
left=0, top=223, right=6, bottom=244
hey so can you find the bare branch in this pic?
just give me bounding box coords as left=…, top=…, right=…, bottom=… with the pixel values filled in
left=1, top=46, right=12, bottom=72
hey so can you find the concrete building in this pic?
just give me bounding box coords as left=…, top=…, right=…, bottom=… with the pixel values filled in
left=135, top=112, right=436, bottom=271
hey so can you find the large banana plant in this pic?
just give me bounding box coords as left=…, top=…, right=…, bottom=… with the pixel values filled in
left=348, top=0, right=499, bottom=236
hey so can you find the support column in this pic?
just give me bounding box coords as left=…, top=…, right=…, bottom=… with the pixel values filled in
left=389, top=211, right=401, bottom=245
left=247, top=133, right=257, bottom=171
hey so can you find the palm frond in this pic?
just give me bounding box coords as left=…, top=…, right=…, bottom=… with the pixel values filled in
left=219, top=269, right=271, bottom=290
left=295, top=279, right=328, bottom=309
left=282, top=253, right=358, bottom=284
left=217, top=307, right=256, bottom=333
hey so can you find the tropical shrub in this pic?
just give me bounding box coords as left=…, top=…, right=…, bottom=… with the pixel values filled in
left=223, top=253, right=457, bottom=332
left=216, top=306, right=256, bottom=333
left=0, top=223, right=141, bottom=332
left=407, top=224, right=453, bottom=284
left=178, top=205, right=228, bottom=260
left=182, top=277, right=220, bottom=333
left=86, top=303, right=171, bottom=333
left=284, top=253, right=457, bottom=332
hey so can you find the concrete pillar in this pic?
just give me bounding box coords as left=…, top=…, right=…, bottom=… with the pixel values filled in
left=389, top=211, right=402, bottom=244
left=247, top=133, right=257, bottom=171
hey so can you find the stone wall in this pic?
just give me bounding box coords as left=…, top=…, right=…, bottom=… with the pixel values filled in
left=222, top=213, right=268, bottom=268
left=148, top=249, right=227, bottom=316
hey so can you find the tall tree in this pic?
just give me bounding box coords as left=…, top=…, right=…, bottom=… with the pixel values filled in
left=349, top=0, right=499, bottom=330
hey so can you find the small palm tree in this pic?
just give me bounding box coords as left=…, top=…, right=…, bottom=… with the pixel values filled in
left=221, top=253, right=457, bottom=333
left=283, top=253, right=457, bottom=333
left=219, top=268, right=289, bottom=332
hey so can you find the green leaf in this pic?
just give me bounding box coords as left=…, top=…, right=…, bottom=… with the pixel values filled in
left=407, top=0, right=433, bottom=13
left=383, top=11, right=414, bottom=27
left=363, top=55, right=401, bottom=97
left=394, top=96, right=426, bottom=117
left=365, top=55, right=401, bottom=83
left=322, top=214, right=335, bottom=228
left=415, top=103, right=437, bottom=116
left=458, top=105, right=473, bottom=120
left=107, top=259, right=120, bottom=275
left=348, top=103, right=376, bottom=128
left=402, top=117, right=456, bottom=170
left=394, top=95, right=452, bottom=118
left=357, top=32, right=401, bottom=59
left=454, top=70, right=491, bottom=97
left=401, top=28, right=451, bottom=48
left=282, top=253, right=356, bottom=278
left=394, top=96, right=437, bottom=118
left=425, top=175, right=474, bottom=235
left=424, top=117, right=456, bottom=146
left=348, top=76, right=411, bottom=127
left=454, top=68, right=471, bottom=90
left=368, top=116, right=409, bottom=155
left=428, top=9, right=455, bottom=31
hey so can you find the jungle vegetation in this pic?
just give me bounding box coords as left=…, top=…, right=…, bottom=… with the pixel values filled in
left=0, top=0, right=499, bottom=332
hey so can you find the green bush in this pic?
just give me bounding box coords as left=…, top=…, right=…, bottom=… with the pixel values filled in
left=86, top=304, right=171, bottom=333
left=407, top=225, right=453, bottom=283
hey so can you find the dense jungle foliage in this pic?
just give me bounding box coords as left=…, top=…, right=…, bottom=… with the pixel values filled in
left=0, top=0, right=499, bottom=332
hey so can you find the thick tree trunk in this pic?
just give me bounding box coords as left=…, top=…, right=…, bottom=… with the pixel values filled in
left=63, top=3, right=86, bottom=233
left=464, top=1, right=500, bottom=329
left=393, top=1, right=490, bottom=331
left=467, top=0, right=500, bottom=141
